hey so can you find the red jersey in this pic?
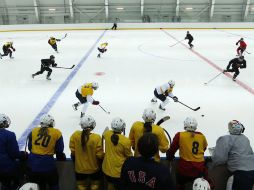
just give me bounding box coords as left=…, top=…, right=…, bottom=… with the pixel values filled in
left=238, top=41, right=247, bottom=49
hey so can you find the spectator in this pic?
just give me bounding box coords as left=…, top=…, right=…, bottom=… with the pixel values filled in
left=102, top=117, right=132, bottom=190
left=0, top=114, right=20, bottom=190
left=211, top=120, right=254, bottom=190
left=121, top=133, right=176, bottom=190
left=166, top=117, right=209, bottom=190
left=27, top=114, right=66, bottom=190
left=69, top=115, right=104, bottom=190
left=129, top=108, right=169, bottom=161
left=192, top=178, right=210, bottom=190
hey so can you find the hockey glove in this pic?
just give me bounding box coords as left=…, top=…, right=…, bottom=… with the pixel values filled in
left=19, top=151, right=29, bottom=161
left=92, top=101, right=100, bottom=105
left=56, top=152, right=66, bottom=161
left=173, top=96, right=178, bottom=102
left=12, top=48, right=16, bottom=51
left=53, top=63, right=57, bottom=67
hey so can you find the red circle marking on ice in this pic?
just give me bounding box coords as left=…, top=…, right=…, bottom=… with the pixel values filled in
left=95, top=72, right=106, bottom=76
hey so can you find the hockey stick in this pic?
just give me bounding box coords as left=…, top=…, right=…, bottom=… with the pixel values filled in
left=169, top=39, right=185, bottom=47
left=170, top=97, right=200, bottom=111
left=61, top=33, right=67, bottom=40
left=54, top=65, right=75, bottom=69
left=204, top=72, right=223, bottom=85
left=245, top=50, right=251, bottom=54
left=163, top=128, right=172, bottom=144
left=102, top=126, right=109, bottom=152
left=156, top=116, right=170, bottom=126
left=99, top=104, right=110, bottom=114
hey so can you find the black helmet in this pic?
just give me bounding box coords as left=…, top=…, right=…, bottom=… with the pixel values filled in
left=50, top=55, right=55, bottom=59
left=239, top=56, right=244, bottom=60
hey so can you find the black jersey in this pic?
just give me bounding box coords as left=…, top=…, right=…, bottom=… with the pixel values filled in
left=185, top=34, right=193, bottom=41
left=41, top=59, right=55, bottom=68
left=227, top=58, right=246, bottom=70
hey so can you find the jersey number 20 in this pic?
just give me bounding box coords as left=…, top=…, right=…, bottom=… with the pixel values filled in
left=35, top=134, right=51, bottom=147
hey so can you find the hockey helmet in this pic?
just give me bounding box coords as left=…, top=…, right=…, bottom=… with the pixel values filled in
left=168, top=80, right=175, bottom=88
left=0, top=114, right=11, bottom=128
left=80, top=115, right=96, bottom=130
left=92, top=82, right=99, bottom=90
left=50, top=55, right=55, bottom=60
left=193, top=178, right=210, bottom=190
left=240, top=38, right=244, bottom=41
left=19, top=183, right=39, bottom=190
left=142, top=108, right=156, bottom=123
left=40, top=114, right=55, bottom=128
left=111, top=117, right=126, bottom=133
left=239, top=56, right=244, bottom=60
left=228, top=120, right=245, bottom=135
left=184, top=117, right=198, bottom=132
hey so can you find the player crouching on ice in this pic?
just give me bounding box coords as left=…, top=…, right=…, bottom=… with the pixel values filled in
left=151, top=80, right=178, bottom=111
left=223, top=56, right=246, bottom=81
left=97, top=42, right=108, bottom=58
left=72, top=82, right=100, bottom=118
left=32, top=55, right=57, bottom=80
left=0, top=42, right=15, bottom=59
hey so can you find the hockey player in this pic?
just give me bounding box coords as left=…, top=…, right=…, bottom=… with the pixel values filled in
left=72, top=82, right=100, bottom=118
left=19, top=183, right=39, bottom=190
left=185, top=31, right=194, bottom=48
left=0, top=42, right=15, bottom=59
left=129, top=108, right=169, bottom=162
left=223, top=56, right=246, bottom=81
left=236, top=38, right=247, bottom=56
left=167, top=117, right=210, bottom=190
left=27, top=114, right=66, bottom=190
left=0, top=114, right=20, bottom=190
left=48, top=37, right=61, bottom=53
left=102, top=117, right=132, bottom=190
left=121, top=133, right=176, bottom=190
left=97, top=42, right=108, bottom=58
left=151, top=80, right=178, bottom=111
left=69, top=115, right=103, bottom=190
left=211, top=120, right=254, bottom=190
left=32, top=55, right=57, bottom=80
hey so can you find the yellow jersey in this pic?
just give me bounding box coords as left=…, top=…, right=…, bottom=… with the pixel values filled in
left=178, top=131, right=207, bottom=162
left=102, top=130, right=132, bottom=178
left=129, top=121, right=169, bottom=162
left=30, top=127, right=62, bottom=155
left=79, top=83, right=94, bottom=97
left=100, top=43, right=108, bottom=49
left=48, top=38, right=57, bottom=45
left=69, top=131, right=104, bottom=174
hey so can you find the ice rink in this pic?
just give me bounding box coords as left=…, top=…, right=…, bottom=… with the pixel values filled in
left=0, top=28, right=253, bottom=157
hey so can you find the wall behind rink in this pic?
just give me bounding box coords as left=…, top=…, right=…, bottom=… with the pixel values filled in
left=1, top=22, right=254, bottom=32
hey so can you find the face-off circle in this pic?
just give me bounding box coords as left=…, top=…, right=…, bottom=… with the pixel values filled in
left=94, top=72, right=105, bottom=76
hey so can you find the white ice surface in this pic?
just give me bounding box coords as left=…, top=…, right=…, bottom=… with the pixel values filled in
left=0, top=29, right=253, bottom=157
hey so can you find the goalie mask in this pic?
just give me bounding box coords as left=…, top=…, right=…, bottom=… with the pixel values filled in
left=228, top=120, right=245, bottom=135
left=168, top=80, right=175, bottom=88
left=92, top=82, right=99, bottom=90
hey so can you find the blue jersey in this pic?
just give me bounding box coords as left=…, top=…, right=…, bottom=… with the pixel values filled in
left=0, top=128, right=20, bottom=173
left=27, top=127, right=65, bottom=172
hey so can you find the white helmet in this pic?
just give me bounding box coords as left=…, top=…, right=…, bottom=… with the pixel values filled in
left=111, top=117, right=126, bottom=133
left=92, top=82, right=99, bottom=90
left=228, top=120, right=245, bottom=135
left=80, top=115, right=96, bottom=130
left=142, top=108, right=156, bottom=123
left=193, top=178, right=210, bottom=190
left=19, top=183, right=39, bottom=190
left=0, top=114, right=11, bottom=128
left=168, top=80, right=175, bottom=88
left=40, top=114, right=55, bottom=128
left=184, top=117, right=197, bottom=132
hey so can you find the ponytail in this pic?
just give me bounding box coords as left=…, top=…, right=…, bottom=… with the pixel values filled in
left=143, top=122, right=152, bottom=133
left=111, top=132, right=119, bottom=146
left=38, top=127, right=48, bottom=136
left=81, top=129, right=90, bottom=151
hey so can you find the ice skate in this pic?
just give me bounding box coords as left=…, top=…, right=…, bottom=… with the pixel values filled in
left=159, top=104, right=166, bottom=111
left=151, top=99, right=157, bottom=103
left=72, top=103, right=79, bottom=111
left=32, top=74, right=35, bottom=78
left=46, top=76, right=51, bottom=80
left=80, top=112, right=85, bottom=118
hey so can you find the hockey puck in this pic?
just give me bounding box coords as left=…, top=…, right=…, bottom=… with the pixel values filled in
left=201, top=115, right=205, bottom=117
